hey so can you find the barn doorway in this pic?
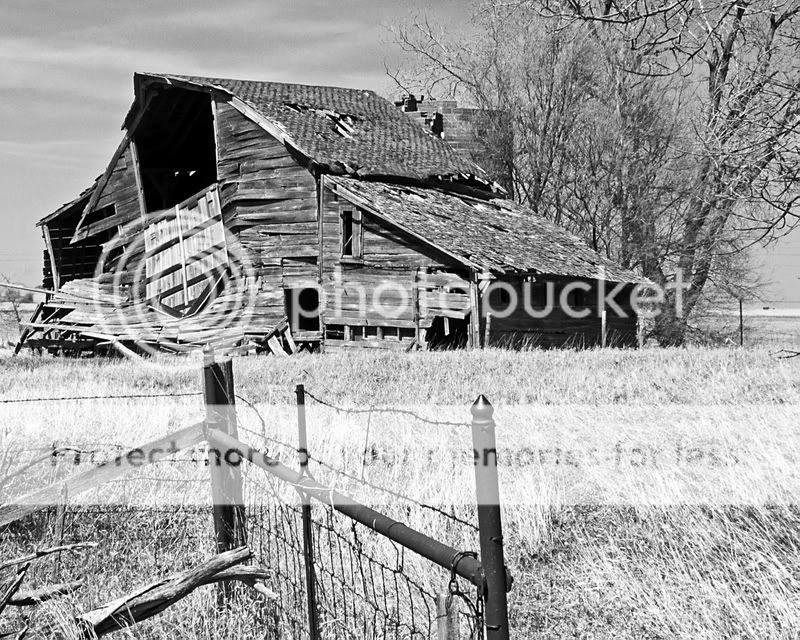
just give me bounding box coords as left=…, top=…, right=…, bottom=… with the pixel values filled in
left=134, top=87, right=218, bottom=212
left=284, top=288, right=320, bottom=333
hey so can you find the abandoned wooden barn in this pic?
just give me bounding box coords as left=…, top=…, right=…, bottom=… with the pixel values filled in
left=22, top=73, right=647, bottom=356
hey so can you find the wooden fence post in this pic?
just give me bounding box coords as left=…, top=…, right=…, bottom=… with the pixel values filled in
left=436, top=594, right=460, bottom=640
left=296, top=384, right=321, bottom=640
left=600, top=308, right=608, bottom=348
left=471, top=396, right=511, bottom=640
left=636, top=316, right=645, bottom=348
left=203, top=348, right=246, bottom=603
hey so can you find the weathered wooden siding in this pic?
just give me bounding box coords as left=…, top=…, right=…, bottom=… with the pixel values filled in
left=319, top=181, right=471, bottom=350
left=42, top=199, right=116, bottom=290
left=213, top=96, right=319, bottom=332
left=80, top=145, right=143, bottom=240
left=484, top=276, right=638, bottom=348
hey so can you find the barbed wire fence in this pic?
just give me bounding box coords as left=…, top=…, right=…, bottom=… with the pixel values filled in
left=0, top=358, right=512, bottom=639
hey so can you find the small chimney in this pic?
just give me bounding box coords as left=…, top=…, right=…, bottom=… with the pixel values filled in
left=401, top=94, right=418, bottom=112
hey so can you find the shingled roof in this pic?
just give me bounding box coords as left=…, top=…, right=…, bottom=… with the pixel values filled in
left=328, top=176, right=649, bottom=283
left=136, top=73, right=488, bottom=185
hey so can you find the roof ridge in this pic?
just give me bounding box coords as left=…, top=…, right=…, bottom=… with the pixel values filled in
left=139, top=72, right=379, bottom=96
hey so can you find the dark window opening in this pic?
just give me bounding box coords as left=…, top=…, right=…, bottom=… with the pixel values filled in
left=325, top=324, right=345, bottom=340
left=425, top=316, right=469, bottom=350
left=364, top=325, right=380, bottom=339
left=342, top=211, right=353, bottom=256
left=490, top=286, right=511, bottom=307
left=45, top=204, right=123, bottom=289
left=569, top=287, right=588, bottom=309
left=528, top=281, right=549, bottom=310
left=341, top=209, right=363, bottom=259
left=284, top=288, right=320, bottom=332
left=134, top=87, right=218, bottom=212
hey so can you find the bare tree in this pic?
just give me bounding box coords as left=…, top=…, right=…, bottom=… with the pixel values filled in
left=391, top=0, right=800, bottom=344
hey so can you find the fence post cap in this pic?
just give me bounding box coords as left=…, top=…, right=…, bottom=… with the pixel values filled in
left=471, top=395, right=493, bottom=420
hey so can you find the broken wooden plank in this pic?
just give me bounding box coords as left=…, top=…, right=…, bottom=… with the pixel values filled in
left=13, top=302, right=43, bottom=355
left=283, top=326, right=297, bottom=354
left=266, top=336, right=288, bottom=357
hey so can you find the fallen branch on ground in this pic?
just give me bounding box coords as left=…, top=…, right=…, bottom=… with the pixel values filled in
left=7, top=580, right=84, bottom=606
left=0, top=543, right=98, bottom=571
left=75, top=546, right=272, bottom=638
left=0, top=565, right=28, bottom=617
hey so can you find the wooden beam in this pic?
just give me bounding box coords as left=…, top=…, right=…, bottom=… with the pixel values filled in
left=42, top=225, right=60, bottom=291
left=13, top=302, right=43, bottom=356
left=0, top=282, right=58, bottom=297
left=174, top=205, right=191, bottom=308
left=129, top=139, right=149, bottom=222
left=469, top=277, right=481, bottom=349
left=0, top=422, right=206, bottom=528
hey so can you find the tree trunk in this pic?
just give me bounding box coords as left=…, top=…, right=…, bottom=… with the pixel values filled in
left=653, top=291, right=688, bottom=346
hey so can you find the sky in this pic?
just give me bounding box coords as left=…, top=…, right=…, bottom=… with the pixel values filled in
left=0, top=0, right=797, bottom=302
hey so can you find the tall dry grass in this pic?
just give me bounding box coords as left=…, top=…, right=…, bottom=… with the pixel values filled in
left=0, top=346, right=798, bottom=638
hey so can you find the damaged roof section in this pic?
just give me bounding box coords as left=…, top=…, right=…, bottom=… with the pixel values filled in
left=328, top=176, right=649, bottom=283
left=137, top=73, right=491, bottom=186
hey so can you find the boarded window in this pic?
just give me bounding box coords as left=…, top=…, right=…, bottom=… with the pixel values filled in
left=144, top=186, right=228, bottom=316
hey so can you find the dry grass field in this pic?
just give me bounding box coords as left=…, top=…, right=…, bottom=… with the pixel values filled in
left=1, top=315, right=799, bottom=637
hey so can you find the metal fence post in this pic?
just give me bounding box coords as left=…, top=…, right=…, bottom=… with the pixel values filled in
left=471, top=396, right=511, bottom=640
left=296, top=384, right=321, bottom=640
left=739, top=298, right=744, bottom=347
left=203, top=348, right=246, bottom=603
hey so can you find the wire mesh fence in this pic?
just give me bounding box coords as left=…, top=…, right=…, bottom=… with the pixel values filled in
left=230, top=382, right=493, bottom=640
left=0, top=365, right=509, bottom=639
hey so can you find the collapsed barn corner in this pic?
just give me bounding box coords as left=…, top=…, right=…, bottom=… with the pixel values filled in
left=18, top=73, right=647, bottom=358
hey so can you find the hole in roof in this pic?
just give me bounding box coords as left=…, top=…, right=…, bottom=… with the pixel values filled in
left=283, top=102, right=358, bottom=139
